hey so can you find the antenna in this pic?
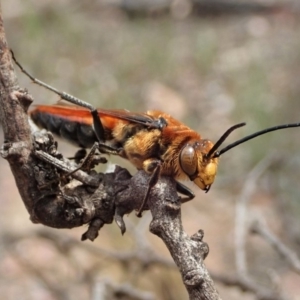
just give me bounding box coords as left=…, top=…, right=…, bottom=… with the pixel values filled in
left=11, top=50, right=95, bottom=111
left=205, top=122, right=246, bottom=159
left=212, top=123, right=300, bottom=158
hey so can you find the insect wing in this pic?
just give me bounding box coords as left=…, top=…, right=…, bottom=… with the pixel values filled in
left=97, top=108, right=158, bottom=130
left=30, top=105, right=161, bottom=148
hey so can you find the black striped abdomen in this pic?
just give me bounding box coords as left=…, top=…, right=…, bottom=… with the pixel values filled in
left=31, top=110, right=97, bottom=148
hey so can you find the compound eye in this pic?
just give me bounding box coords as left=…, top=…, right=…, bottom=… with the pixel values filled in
left=179, top=144, right=198, bottom=177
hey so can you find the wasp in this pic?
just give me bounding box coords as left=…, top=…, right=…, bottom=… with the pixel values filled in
left=29, top=104, right=230, bottom=216
left=12, top=52, right=300, bottom=216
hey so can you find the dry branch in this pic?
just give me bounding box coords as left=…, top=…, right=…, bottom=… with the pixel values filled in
left=251, top=216, right=300, bottom=275
left=0, top=4, right=220, bottom=299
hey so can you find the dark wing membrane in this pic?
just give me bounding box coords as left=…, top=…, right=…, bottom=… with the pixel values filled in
left=97, top=108, right=158, bottom=128
left=30, top=105, right=162, bottom=148
left=31, top=105, right=158, bottom=127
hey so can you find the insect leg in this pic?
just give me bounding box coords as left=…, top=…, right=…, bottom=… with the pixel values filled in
left=68, top=142, right=107, bottom=174
left=136, top=159, right=162, bottom=217
left=136, top=166, right=195, bottom=216
left=175, top=181, right=195, bottom=203
left=69, top=149, right=87, bottom=163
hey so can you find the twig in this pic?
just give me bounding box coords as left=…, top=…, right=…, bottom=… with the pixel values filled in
left=92, top=279, right=155, bottom=300
left=0, top=5, right=220, bottom=298
left=212, top=273, right=288, bottom=300
left=235, top=153, right=277, bottom=275
left=232, top=153, right=293, bottom=300
left=35, top=228, right=175, bottom=269
left=251, top=216, right=300, bottom=275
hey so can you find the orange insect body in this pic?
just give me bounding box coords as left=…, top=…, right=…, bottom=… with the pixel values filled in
left=30, top=105, right=219, bottom=191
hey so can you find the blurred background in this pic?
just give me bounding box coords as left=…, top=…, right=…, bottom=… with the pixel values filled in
left=1, top=0, right=300, bottom=299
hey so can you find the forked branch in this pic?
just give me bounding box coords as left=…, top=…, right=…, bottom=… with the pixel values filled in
left=0, top=5, right=220, bottom=299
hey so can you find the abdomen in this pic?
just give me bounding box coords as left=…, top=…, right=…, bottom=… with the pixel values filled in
left=30, top=107, right=97, bottom=148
